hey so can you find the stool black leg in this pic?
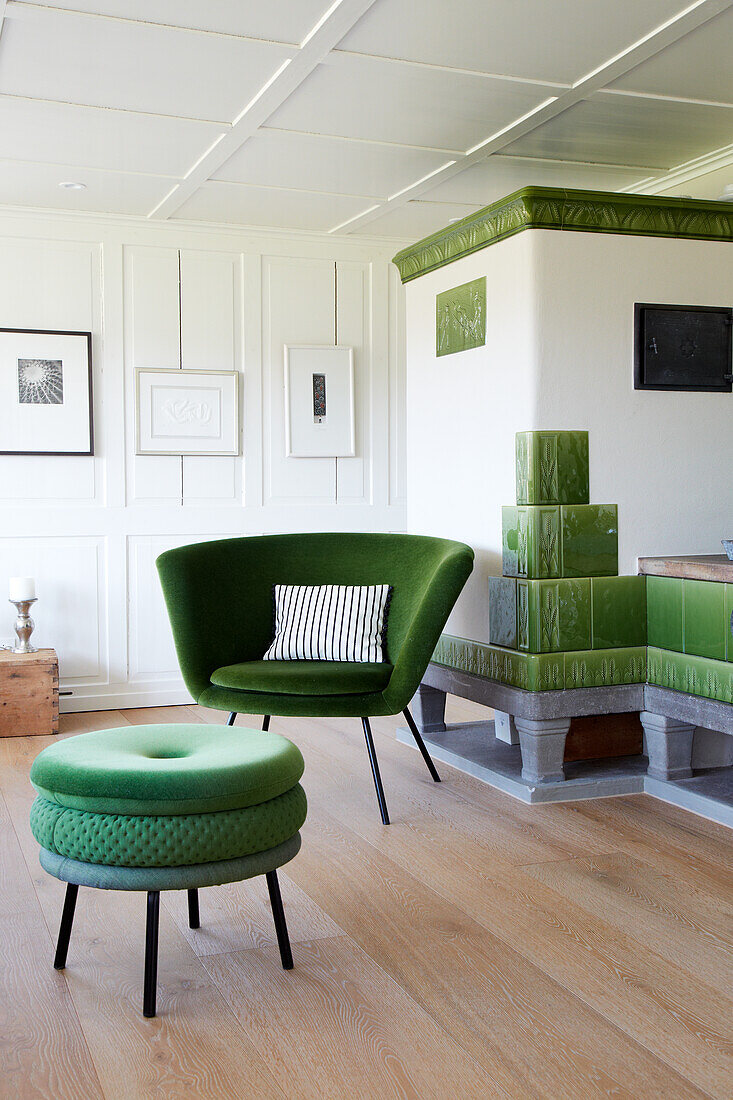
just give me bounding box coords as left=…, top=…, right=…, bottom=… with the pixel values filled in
left=361, top=717, right=390, bottom=825
left=53, top=883, right=79, bottom=970
left=226, top=712, right=237, bottom=726
left=262, top=715, right=270, bottom=732
left=143, top=890, right=160, bottom=1018
left=187, top=888, right=200, bottom=929
left=265, top=870, right=293, bottom=970
left=402, top=706, right=441, bottom=783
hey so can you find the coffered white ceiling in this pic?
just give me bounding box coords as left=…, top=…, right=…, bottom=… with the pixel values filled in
left=0, top=0, right=732, bottom=240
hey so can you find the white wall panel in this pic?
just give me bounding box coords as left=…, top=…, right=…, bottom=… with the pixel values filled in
left=128, top=534, right=190, bottom=680
left=124, top=246, right=182, bottom=504
left=335, top=260, right=370, bottom=503
left=180, top=249, right=242, bottom=505
left=0, top=536, right=106, bottom=680
left=263, top=256, right=336, bottom=504
left=0, top=238, right=99, bottom=504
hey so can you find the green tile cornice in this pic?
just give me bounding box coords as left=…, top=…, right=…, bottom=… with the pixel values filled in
left=392, top=187, right=733, bottom=284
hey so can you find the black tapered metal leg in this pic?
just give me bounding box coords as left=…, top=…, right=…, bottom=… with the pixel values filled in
left=265, top=870, right=293, bottom=970
left=187, top=888, right=200, bottom=929
left=53, top=883, right=79, bottom=970
left=361, top=717, right=390, bottom=824
left=402, top=706, right=441, bottom=783
left=262, top=715, right=270, bottom=732
left=143, top=890, right=160, bottom=1018
left=226, top=712, right=237, bottom=726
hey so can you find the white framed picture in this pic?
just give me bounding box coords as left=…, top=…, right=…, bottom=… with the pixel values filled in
left=135, top=368, right=240, bottom=456
left=0, top=327, right=93, bottom=455
left=284, top=345, right=355, bottom=458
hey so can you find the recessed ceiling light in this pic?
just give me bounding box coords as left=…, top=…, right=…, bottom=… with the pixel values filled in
left=59, top=181, right=86, bottom=191
left=719, top=185, right=733, bottom=202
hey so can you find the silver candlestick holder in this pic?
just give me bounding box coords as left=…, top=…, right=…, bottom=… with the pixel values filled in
left=10, top=597, right=37, bottom=653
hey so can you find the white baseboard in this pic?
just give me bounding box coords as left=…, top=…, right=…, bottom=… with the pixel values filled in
left=60, top=685, right=194, bottom=712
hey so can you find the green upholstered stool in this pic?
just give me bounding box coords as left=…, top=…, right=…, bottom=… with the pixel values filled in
left=30, top=724, right=307, bottom=1018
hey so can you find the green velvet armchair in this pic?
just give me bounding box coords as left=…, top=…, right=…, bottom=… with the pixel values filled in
left=156, top=532, right=473, bottom=823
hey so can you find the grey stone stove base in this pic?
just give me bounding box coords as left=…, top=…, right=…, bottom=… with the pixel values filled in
left=405, top=662, right=733, bottom=828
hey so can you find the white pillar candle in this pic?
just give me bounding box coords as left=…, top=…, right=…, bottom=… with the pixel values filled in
left=9, top=577, right=35, bottom=601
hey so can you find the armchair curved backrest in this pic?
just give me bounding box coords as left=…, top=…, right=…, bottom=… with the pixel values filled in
left=156, top=532, right=473, bottom=714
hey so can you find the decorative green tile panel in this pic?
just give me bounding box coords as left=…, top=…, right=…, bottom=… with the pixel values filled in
left=436, top=277, right=486, bottom=356
left=393, top=187, right=733, bottom=284
left=432, top=634, right=558, bottom=691
left=565, top=647, right=647, bottom=689
left=683, top=579, right=727, bottom=661
left=515, top=430, right=589, bottom=505
left=726, top=584, right=733, bottom=662
left=561, top=504, right=618, bottom=578
left=488, top=576, right=517, bottom=649
left=518, top=579, right=591, bottom=654
left=647, top=647, right=733, bottom=704
left=517, top=579, right=529, bottom=650
left=591, top=576, right=647, bottom=649
left=646, top=576, right=683, bottom=652
left=432, top=634, right=645, bottom=692
left=502, top=506, right=561, bottom=579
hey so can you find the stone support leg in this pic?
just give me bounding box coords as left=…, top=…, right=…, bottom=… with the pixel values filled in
left=493, top=710, right=519, bottom=745
left=410, top=683, right=447, bottom=735
left=514, top=717, right=571, bottom=785
left=640, top=712, right=695, bottom=781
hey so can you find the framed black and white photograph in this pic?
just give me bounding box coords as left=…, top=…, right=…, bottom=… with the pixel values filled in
left=135, top=367, right=240, bottom=456
left=0, top=328, right=93, bottom=455
left=284, top=345, right=355, bottom=458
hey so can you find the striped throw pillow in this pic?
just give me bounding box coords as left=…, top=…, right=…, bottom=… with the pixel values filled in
left=263, top=583, right=392, bottom=663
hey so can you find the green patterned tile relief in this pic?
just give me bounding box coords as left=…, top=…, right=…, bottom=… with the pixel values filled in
left=519, top=579, right=591, bottom=653
left=646, top=576, right=683, bottom=652
left=591, top=576, right=647, bottom=649
left=565, top=647, right=647, bottom=689
left=488, top=576, right=517, bottom=649
left=502, top=506, right=561, bottom=579
left=517, top=580, right=529, bottom=650
left=647, top=647, right=733, bottom=704
left=432, top=634, right=645, bottom=692
left=515, top=431, right=589, bottom=505
left=726, top=584, right=733, bottom=662
left=561, top=504, right=618, bottom=578
left=393, top=187, right=733, bottom=284
left=436, top=277, right=486, bottom=356
left=683, top=579, right=727, bottom=661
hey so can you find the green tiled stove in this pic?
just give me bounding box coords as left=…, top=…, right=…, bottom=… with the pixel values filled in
left=407, top=431, right=733, bottom=823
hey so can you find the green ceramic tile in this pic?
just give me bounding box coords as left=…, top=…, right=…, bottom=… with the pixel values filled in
left=431, top=634, right=563, bottom=691
left=647, top=646, right=733, bottom=703
left=591, top=576, right=647, bottom=649
left=436, top=277, right=486, bottom=356
left=488, top=577, right=517, bottom=649
left=560, top=504, right=618, bottom=578
left=502, top=505, right=561, bottom=579
left=518, top=578, right=591, bottom=653
left=683, top=579, right=727, bottom=661
left=646, top=576, right=683, bottom=652
left=726, top=584, right=733, bottom=662
left=564, top=647, right=647, bottom=689
left=515, top=430, right=589, bottom=505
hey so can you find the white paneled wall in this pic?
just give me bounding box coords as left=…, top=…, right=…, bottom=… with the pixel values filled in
left=0, top=210, right=405, bottom=711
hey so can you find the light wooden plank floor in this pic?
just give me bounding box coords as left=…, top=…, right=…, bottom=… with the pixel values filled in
left=1, top=697, right=732, bottom=1099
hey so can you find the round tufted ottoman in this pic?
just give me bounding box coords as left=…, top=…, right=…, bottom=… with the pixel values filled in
left=30, top=723, right=307, bottom=1017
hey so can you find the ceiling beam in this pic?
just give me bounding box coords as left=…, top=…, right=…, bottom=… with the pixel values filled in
left=337, top=0, right=733, bottom=233
left=148, top=0, right=379, bottom=219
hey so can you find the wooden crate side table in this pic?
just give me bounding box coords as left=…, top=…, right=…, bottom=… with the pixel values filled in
left=0, top=648, right=59, bottom=737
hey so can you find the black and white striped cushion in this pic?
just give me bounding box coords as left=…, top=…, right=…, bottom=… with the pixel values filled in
left=263, top=584, right=391, bottom=663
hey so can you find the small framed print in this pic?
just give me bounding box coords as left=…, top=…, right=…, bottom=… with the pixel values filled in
left=284, top=345, right=355, bottom=458
left=135, top=367, right=240, bottom=456
left=0, top=327, right=93, bottom=455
